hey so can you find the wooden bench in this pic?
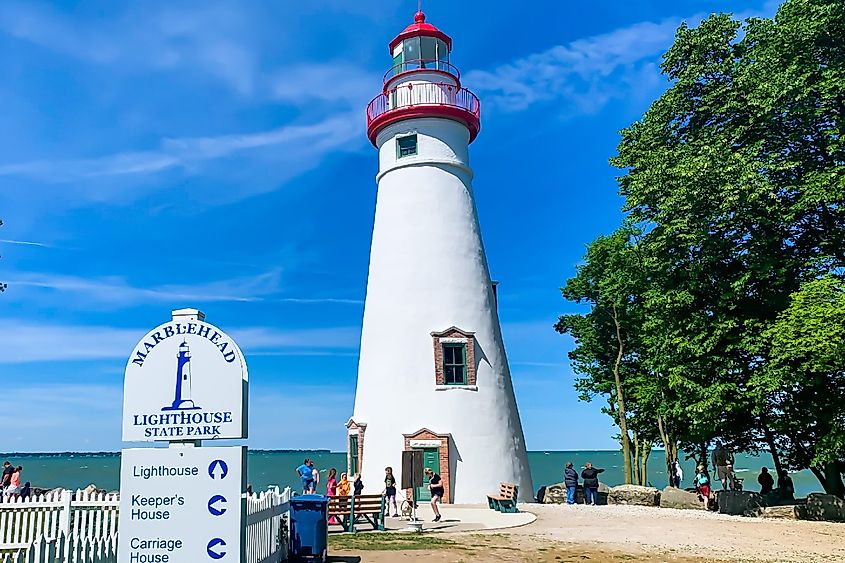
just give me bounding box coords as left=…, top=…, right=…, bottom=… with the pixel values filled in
left=487, top=482, right=519, bottom=513
left=327, top=494, right=385, bottom=532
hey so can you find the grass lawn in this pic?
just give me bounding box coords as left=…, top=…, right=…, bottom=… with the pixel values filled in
left=328, top=532, right=461, bottom=551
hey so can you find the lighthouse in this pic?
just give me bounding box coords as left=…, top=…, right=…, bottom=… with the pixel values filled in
left=348, top=11, right=533, bottom=504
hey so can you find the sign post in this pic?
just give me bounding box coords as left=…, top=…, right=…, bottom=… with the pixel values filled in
left=118, top=309, right=249, bottom=563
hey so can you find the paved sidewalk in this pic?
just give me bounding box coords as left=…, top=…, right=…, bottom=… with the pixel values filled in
left=383, top=503, right=536, bottom=533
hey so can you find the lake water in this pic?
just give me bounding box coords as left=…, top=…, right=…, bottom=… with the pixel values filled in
left=4, top=450, right=820, bottom=498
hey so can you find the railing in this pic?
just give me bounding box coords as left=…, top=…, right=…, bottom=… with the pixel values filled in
left=367, top=82, right=480, bottom=126
left=383, top=59, right=459, bottom=82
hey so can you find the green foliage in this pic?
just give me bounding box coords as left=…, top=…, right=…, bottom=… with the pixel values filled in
left=558, top=0, right=845, bottom=493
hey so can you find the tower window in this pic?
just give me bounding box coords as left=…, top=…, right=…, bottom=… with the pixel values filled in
left=397, top=134, right=418, bottom=158
left=443, top=343, right=467, bottom=385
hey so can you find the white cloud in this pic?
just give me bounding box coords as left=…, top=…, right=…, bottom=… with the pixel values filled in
left=0, top=2, right=257, bottom=94
left=7, top=270, right=284, bottom=305
left=0, top=320, right=360, bottom=364
left=0, top=239, right=48, bottom=247
left=464, top=17, right=687, bottom=114
left=271, top=64, right=378, bottom=107
left=0, top=113, right=362, bottom=185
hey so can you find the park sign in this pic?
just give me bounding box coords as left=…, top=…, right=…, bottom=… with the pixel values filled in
left=123, top=309, right=248, bottom=442
left=118, top=446, right=246, bottom=563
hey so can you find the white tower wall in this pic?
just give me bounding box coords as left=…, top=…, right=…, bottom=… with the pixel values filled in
left=352, top=117, right=533, bottom=503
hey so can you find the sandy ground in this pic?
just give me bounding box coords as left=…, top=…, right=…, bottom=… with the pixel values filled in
left=331, top=503, right=845, bottom=563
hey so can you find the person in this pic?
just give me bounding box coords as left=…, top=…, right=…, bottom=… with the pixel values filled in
left=5, top=466, right=22, bottom=499
left=296, top=459, right=314, bottom=494
left=672, top=458, right=684, bottom=488
left=326, top=468, right=339, bottom=524
left=20, top=482, right=31, bottom=501
left=425, top=467, right=444, bottom=522
left=1, top=462, right=13, bottom=490
left=581, top=462, right=604, bottom=506
left=353, top=473, right=364, bottom=496
left=758, top=467, right=774, bottom=495
left=694, top=464, right=711, bottom=510
left=564, top=462, right=578, bottom=505
left=309, top=461, right=320, bottom=494
left=383, top=467, right=399, bottom=518
left=711, top=441, right=736, bottom=491
left=777, top=470, right=795, bottom=500
left=336, top=472, right=351, bottom=496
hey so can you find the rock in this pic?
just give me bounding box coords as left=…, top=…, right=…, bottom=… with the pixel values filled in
left=757, top=505, right=800, bottom=519
left=608, top=484, right=660, bottom=507
left=659, top=486, right=703, bottom=510
left=716, top=490, right=764, bottom=516
left=542, top=482, right=610, bottom=505
left=803, top=493, right=845, bottom=522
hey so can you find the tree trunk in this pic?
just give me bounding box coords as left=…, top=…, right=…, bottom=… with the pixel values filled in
left=761, top=421, right=784, bottom=477
left=632, top=431, right=641, bottom=485
left=823, top=462, right=845, bottom=498
left=642, top=443, right=651, bottom=486
left=657, top=414, right=673, bottom=487
left=611, top=303, right=632, bottom=484
left=700, top=442, right=709, bottom=470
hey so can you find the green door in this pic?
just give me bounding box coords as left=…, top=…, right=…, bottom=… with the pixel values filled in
left=415, top=448, right=439, bottom=501
left=349, top=435, right=359, bottom=475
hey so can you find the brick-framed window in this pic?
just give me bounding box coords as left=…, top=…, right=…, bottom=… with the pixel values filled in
left=442, top=343, right=467, bottom=385
left=345, top=419, right=366, bottom=475
left=431, top=327, right=477, bottom=388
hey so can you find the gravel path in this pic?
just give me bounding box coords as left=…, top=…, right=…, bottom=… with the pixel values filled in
left=503, top=503, right=845, bottom=562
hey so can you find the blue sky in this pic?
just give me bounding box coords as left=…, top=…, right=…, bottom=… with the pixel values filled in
left=0, top=0, right=776, bottom=452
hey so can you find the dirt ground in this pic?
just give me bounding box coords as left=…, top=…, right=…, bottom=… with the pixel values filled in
left=330, top=503, right=845, bottom=563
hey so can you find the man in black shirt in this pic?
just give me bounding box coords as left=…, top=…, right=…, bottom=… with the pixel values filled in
left=425, top=467, right=444, bottom=522
left=1, top=462, right=13, bottom=492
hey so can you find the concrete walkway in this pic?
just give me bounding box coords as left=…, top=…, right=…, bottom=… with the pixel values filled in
left=382, top=503, right=536, bottom=533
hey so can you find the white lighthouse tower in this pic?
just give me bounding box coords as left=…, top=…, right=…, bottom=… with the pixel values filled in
left=348, top=11, right=533, bottom=504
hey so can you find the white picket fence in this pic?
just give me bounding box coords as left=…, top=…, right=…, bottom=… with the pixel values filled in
left=0, top=487, right=292, bottom=563
left=0, top=535, right=116, bottom=563
left=245, top=486, right=291, bottom=563
left=0, top=490, right=118, bottom=552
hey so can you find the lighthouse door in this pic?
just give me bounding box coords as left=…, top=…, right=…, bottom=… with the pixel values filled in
left=416, top=448, right=439, bottom=501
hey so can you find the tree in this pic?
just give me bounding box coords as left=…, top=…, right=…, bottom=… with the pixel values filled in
left=559, top=0, right=845, bottom=495
left=557, top=229, right=648, bottom=485
left=756, top=276, right=845, bottom=496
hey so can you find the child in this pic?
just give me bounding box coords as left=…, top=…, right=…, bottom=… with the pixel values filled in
left=694, top=464, right=712, bottom=510
left=326, top=468, right=339, bottom=524
left=353, top=474, right=364, bottom=496
left=383, top=467, right=399, bottom=517
left=336, top=473, right=351, bottom=496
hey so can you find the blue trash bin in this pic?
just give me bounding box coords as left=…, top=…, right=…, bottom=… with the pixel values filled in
left=289, top=494, right=329, bottom=562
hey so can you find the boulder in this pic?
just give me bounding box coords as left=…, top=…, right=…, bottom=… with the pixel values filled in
left=803, top=493, right=845, bottom=522
left=608, top=484, right=660, bottom=507
left=716, top=490, right=764, bottom=516
left=757, top=505, right=800, bottom=519
left=660, top=486, right=703, bottom=510
left=542, top=482, right=610, bottom=505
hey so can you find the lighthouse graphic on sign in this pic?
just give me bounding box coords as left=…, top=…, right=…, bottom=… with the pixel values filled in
left=348, top=11, right=533, bottom=503
left=162, top=340, right=200, bottom=411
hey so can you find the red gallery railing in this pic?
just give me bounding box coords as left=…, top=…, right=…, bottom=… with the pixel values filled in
left=366, top=82, right=480, bottom=126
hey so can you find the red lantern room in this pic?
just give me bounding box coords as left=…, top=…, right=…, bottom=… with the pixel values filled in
left=366, top=11, right=481, bottom=146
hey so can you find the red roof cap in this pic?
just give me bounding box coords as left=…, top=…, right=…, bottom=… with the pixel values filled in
left=388, top=11, right=453, bottom=52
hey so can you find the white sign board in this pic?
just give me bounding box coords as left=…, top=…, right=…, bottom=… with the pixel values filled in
left=123, top=318, right=248, bottom=441
left=118, top=446, right=246, bottom=563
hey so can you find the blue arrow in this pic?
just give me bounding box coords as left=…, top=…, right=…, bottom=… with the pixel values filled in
left=208, top=459, right=229, bottom=480
left=208, top=495, right=227, bottom=516
left=207, top=538, right=227, bottom=560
